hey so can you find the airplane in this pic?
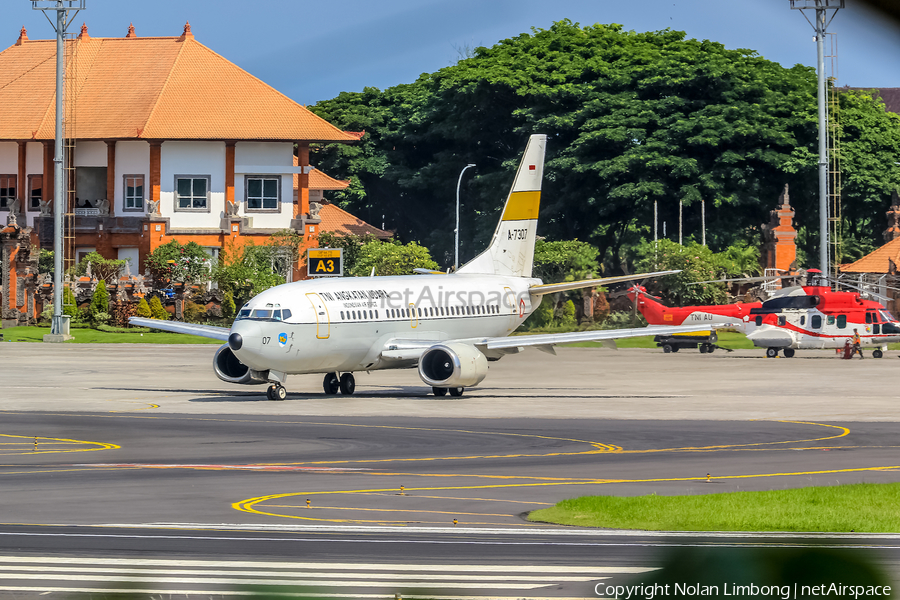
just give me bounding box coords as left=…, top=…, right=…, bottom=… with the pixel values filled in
left=132, top=134, right=727, bottom=400
left=626, top=269, right=900, bottom=358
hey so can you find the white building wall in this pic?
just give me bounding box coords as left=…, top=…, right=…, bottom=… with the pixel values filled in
left=115, top=141, right=150, bottom=214
left=234, top=142, right=294, bottom=230
left=160, top=141, right=225, bottom=229
left=74, top=141, right=107, bottom=167
left=0, top=142, right=16, bottom=177
left=117, top=247, right=140, bottom=274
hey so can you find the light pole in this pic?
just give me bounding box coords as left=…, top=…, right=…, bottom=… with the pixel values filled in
left=34, top=0, right=85, bottom=342
left=455, top=163, right=476, bottom=271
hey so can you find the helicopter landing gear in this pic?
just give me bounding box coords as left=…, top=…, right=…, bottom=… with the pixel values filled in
left=266, top=384, right=286, bottom=401
left=323, top=372, right=340, bottom=395
left=766, top=348, right=779, bottom=358
left=873, top=349, right=884, bottom=359
left=339, top=373, right=356, bottom=395
left=783, top=348, right=795, bottom=358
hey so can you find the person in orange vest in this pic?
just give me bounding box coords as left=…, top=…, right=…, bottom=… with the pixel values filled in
left=851, top=329, right=864, bottom=359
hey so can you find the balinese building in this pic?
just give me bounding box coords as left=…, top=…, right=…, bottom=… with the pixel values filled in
left=0, top=22, right=365, bottom=278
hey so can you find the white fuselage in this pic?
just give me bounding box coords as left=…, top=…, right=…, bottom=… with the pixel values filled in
left=229, top=273, right=540, bottom=375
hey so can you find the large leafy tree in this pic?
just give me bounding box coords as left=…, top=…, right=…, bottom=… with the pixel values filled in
left=311, top=21, right=900, bottom=274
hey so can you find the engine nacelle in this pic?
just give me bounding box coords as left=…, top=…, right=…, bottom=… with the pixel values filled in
left=418, top=343, right=488, bottom=388
left=213, top=344, right=269, bottom=385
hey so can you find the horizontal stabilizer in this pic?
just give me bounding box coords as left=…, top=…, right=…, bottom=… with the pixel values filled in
left=528, top=270, right=681, bottom=295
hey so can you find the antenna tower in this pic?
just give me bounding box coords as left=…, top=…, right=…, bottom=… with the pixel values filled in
left=789, top=0, right=843, bottom=277
left=826, top=32, right=842, bottom=282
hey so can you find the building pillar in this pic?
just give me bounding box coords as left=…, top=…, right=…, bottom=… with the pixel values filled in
left=296, top=143, right=309, bottom=219
left=149, top=141, right=161, bottom=214
left=106, top=140, right=116, bottom=216
left=225, top=141, right=235, bottom=214
left=17, top=142, right=26, bottom=208
left=42, top=141, right=54, bottom=205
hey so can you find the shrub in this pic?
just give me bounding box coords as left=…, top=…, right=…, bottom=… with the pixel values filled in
left=222, top=291, right=236, bottom=319
left=522, top=296, right=554, bottom=330
left=559, top=300, right=577, bottom=328
left=89, top=281, right=110, bottom=323
left=135, top=297, right=152, bottom=318
left=183, top=301, right=205, bottom=323
left=149, top=296, right=168, bottom=320
left=63, top=286, right=78, bottom=318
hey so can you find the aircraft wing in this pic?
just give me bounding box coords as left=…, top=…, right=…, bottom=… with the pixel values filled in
left=528, top=270, right=680, bottom=295
left=129, top=317, right=231, bottom=341
left=478, top=323, right=733, bottom=354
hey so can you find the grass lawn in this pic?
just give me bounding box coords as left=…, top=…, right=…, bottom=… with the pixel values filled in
left=528, top=483, right=900, bottom=532
left=0, top=325, right=221, bottom=344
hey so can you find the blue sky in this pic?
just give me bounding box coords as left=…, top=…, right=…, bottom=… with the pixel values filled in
left=5, top=0, right=899, bottom=106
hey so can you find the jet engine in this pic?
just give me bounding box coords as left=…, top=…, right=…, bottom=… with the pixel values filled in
left=418, top=343, right=488, bottom=388
left=213, top=344, right=268, bottom=385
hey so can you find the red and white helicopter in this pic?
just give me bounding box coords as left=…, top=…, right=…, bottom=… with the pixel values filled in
left=626, top=269, right=900, bottom=358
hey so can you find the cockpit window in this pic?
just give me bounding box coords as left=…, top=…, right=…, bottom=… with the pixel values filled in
left=236, top=307, right=290, bottom=321
left=881, top=310, right=895, bottom=323
left=237, top=309, right=251, bottom=320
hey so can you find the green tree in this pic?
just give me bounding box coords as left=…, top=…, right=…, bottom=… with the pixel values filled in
left=533, top=239, right=600, bottom=283
left=315, top=231, right=379, bottom=275
left=311, top=21, right=828, bottom=269
left=145, top=241, right=211, bottom=286
left=212, top=240, right=284, bottom=307
left=63, top=285, right=78, bottom=318
left=135, top=297, right=152, bottom=318
left=89, top=281, right=110, bottom=324
left=632, top=239, right=729, bottom=305
left=39, top=249, right=54, bottom=276
left=351, top=240, right=439, bottom=276
left=70, top=251, right=127, bottom=283
left=149, top=295, right=168, bottom=320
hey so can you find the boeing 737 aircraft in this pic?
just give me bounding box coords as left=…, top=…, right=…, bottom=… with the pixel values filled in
left=132, top=134, right=723, bottom=400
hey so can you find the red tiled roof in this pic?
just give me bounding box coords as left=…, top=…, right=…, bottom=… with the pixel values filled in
left=292, top=155, right=350, bottom=190
left=0, top=26, right=357, bottom=142
left=841, top=237, right=900, bottom=274
left=318, top=202, right=392, bottom=240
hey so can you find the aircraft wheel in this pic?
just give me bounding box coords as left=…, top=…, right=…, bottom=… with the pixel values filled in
left=766, top=348, right=779, bottom=358
left=448, top=387, right=464, bottom=397
left=274, top=385, right=287, bottom=401
left=266, top=385, right=276, bottom=401
left=662, top=344, right=673, bottom=354
left=699, top=344, right=708, bottom=354
left=783, top=348, right=795, bottom=358
left=323, top=373, right=340, bottom=395
left=433, top=386, right=448, bottom=397
left=339, top=373, right=356, bottom=395
left=873, top=349, right=884, bottom=359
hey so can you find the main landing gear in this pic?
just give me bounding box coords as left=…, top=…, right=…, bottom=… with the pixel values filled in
left=432, top=386, right=464, bottom=397
left=766, top=348, right=795, bottom=358
left=266, top=384, right=286, bottom=401
left=323, top=372, right=356, bottom=395
left=873, top=349, right=884, bottom=359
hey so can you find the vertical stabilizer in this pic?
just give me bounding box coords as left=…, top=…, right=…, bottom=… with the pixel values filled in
left=456, top=134, right=546, bottom=277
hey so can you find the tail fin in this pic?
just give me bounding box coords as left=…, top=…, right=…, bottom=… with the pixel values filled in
left=456, top=134, right=546, bottom=277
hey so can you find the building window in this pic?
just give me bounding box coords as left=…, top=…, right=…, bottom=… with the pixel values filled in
left=175, top=175, right=210, bottom=211
left=245, top=176, right=280, bottom=211
left=27, top=175, right=42, bottom=211
left=124, top=175, right=144, bottom=211
left=0, top=175, right=16, bottom=209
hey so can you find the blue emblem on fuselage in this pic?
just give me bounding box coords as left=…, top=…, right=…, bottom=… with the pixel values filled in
left=278, top=333, right=287, bottom=347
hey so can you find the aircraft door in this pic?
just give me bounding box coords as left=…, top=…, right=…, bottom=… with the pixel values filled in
left=305, top=293, right=330, bottom=339
left=503, top=287, right=517, bottom=331
left=409, top=303, right=418, bottom=329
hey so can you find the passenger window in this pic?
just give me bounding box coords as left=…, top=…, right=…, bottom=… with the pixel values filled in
left=800, top=315, right=805, bottom=326
left=827, top=315, right=835, bottom=326
left=812, top=315, right=822, bottom=329
left=755, top=316, right=762, bottom=326
left=837, top=315, right=846, bottom=329
left=340, top=311, right=345, bottom=320
left=866, top=312, right=872, bottom=324
left=777, top=316, right=786, bottom=326
left=874, top=324, right=881, bottom=334
left=375, top=310, right=378, bottom=318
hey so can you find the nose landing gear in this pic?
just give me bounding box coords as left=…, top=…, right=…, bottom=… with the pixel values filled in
left=266, top=384, right=286, bottom=401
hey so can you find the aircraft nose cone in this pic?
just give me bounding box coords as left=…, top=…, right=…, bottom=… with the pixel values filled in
left=228, top=332, right=243, bottom=351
